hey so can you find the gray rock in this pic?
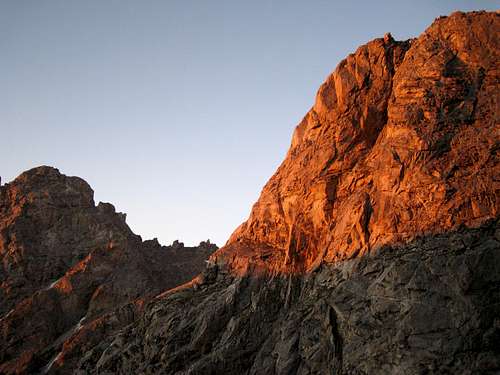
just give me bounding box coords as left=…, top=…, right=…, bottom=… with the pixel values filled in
left=77, top=220, right=500, bottom=374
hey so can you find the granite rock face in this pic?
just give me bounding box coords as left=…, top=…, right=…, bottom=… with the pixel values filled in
left=77, top=221, right=500, bottom=375
left=0, top=167, right=217, bottom=374
left=75, top=11, right=499, bottom=375
left=221, top=11, right=499, bottom=273
left=2, top=10, right=500, bottom=375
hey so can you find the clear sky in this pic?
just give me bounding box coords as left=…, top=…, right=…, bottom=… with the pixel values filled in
left=1, top=1, right=497, bottom=246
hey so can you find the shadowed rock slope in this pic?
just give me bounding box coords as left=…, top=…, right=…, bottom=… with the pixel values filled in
left=0, top=166, right=217, bottom=374
left=78, top=221, right=500, bottom=375
left=76, top=11, right=499, bottom=375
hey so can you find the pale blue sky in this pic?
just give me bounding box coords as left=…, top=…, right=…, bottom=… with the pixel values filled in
left=1, top=1, right=497, bottom=246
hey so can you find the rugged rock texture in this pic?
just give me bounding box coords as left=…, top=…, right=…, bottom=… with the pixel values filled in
left=0, top=166, right=217, bottom=374
left=77, top=220, right=500, bottom=375
left=1, top=10, right=499, bottom=375
left=74, top=11, right=500, bottom=375
left=221, top=10, right=499, bottom=273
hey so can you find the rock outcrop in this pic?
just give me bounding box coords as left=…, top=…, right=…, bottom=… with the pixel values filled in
left=75, top=11, right=499, bottom=375
left=1, top=10, right=499, bottom=375
left=0, top=166, right=217, bottom=374
left=77, top=220, right=500, bottom=375
left=218, top=10, right=499, bottom=275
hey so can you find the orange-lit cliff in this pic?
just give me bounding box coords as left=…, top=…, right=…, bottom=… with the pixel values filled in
left=214, top=11, right=499, bottom=275
left=72, top=12, right=499, bottom=375
left=1, top=10, right=499, bottom=375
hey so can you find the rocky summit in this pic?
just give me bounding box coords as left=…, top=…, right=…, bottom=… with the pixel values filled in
left=219, top=10, right=499, bottom=274
left=1, top=10, right=499, bottom=375
left=0, top=166, right=217, bottom=374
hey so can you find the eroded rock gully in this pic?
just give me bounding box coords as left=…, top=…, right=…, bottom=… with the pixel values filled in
left=1, top=10, right=499, bottom=375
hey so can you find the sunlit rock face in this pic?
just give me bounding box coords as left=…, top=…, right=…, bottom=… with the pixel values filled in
left=73, top=11, right=500, bottom=375
left=2, top=10, right=499, bottom=375
left=0, top=167, right=217, bottom=374
left=219, top=11, right=499, bottom=274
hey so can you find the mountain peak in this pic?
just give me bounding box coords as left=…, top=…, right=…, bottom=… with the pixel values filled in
left=0, top=168, right=217, bottom=374
left=214, top=10, right=499, bottom=275
left=1, top=10, right=499, bottom=375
